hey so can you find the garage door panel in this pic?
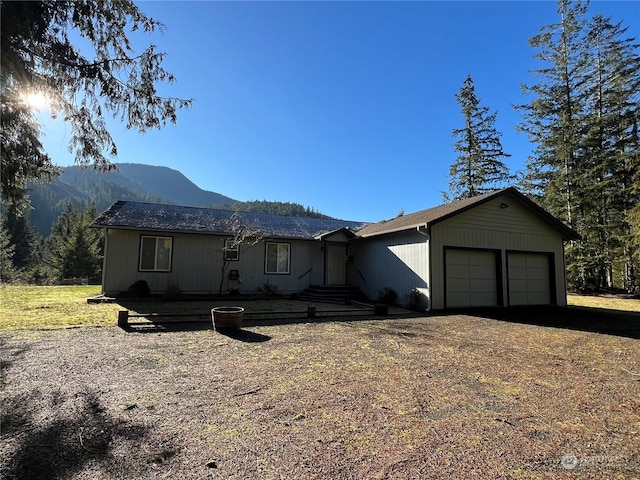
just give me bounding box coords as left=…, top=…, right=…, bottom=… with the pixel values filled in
left=448, top=278, right=470, bottom=291
left=446, top=249, right=498, bottom=308
left=448, top=292, right=471, bottom=306
left=527, top=292, right=551, bottom=304
left=508, top=252, right=551, bottom=306
left=469, top=278, right=496, bottom=292
left=470, top=265, right=496, bottom=278
left=448, top=264, right=471, bottom=278
left=470, top=291, right=497, bottom=306
left=528, top=279, right=550, bottom=290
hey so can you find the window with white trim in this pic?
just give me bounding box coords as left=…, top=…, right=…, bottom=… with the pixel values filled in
left=224, top=239, right=239, bottom=261
left=139, top=235, right=173, bottom=272
left=265, top=242, right=290, bottom=274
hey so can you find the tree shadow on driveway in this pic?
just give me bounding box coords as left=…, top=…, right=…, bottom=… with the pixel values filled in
left=441, top=305, right=640, bottom=340
left=1, top=388, right=148, bottom=480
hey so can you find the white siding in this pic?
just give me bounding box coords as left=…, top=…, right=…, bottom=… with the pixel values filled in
left=430, top=194, right=567, bottom=309
left=352, top=230, right=430, bottom=308
left=102, top=229, right=324, bottom=296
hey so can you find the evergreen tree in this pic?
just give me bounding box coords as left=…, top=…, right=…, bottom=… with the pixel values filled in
left=517, top=0, right=590, bottom=228
left=518, top=0, right=591, bottom=289
left=48, top=204, right=103, bottom=281
left=0, top=217, right=17, bottom=283
left=518, top=0, right=640, bottom=292
left=1, top=1, right=192, bottom=205
left=447, top=75, right=512, bottom=201
left=579, top=14, right=640, bottom=290
left=5, top=206, right=39, bottom=270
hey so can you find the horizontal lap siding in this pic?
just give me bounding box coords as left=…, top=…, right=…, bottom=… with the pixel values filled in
left=430, top=195, right=567, bottom=309
left=352, top=231, right=429, bottom=306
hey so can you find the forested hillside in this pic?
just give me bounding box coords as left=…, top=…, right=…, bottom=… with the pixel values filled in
left=26, top=163, right=334, bottom=235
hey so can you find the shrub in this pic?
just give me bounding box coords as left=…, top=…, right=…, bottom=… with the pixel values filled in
left=256, top=280, right=278, bottom=296
left=404, top=288, right=428, bottom=310
left=377, top=287, right=397, bottom=305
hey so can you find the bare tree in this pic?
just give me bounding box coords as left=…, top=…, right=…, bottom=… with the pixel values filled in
left=218, top=213, right=261, bottom=295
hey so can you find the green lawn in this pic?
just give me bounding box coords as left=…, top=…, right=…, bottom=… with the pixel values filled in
left=1, top=285, right=639, bottom=331
left=0, top=285, right=120, bottom=330
left=568, top=293, right=640, bottom=312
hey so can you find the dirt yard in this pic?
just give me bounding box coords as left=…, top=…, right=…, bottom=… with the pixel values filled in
left=1, top=307, right=639, bottom=479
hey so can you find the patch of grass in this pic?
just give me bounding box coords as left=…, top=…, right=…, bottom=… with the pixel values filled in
left=568, top=293, right=640, bottom=312
left=0, top=285, right=391, bottom=331
left=0, top=285, right=121, bottom=330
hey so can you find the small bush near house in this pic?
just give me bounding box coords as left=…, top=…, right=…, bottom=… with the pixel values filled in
left=377, top=287, right=397, bottom=305
left=122, top=280, right=151, bottom=298
left=404, top=288, right=427, bottom=310
left=256, top=280, right=279, bottom=296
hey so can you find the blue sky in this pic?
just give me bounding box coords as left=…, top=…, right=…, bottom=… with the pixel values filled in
left=39, top=1, right=640, bottom=222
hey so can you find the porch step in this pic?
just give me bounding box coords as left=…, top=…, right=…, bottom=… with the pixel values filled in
left=298, top=285, right=367, bottom=304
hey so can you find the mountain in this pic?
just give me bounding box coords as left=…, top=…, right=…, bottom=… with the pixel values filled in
left=26, top=163, right=333, bottom=235
left=28, top=163, right=237, bottom=235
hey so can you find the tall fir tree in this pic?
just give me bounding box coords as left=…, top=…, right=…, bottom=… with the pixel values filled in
left=447, top=75, right=511, bottom=201
left=1, top=1, right=192, bottom=206
left=48, top=204, right=103, bottom=281
left=517, top=0, right=590, bottom=228
left=0, top=216, right=17, bottom=282
left=518, top=0, right=640, bottom=291
left=579, top=14, right=640, bottom=290
left=5, top=206, right=39, bottom=270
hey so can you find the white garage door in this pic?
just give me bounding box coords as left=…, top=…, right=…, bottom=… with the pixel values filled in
left=445, top=249, right=498, bottom=308
left=508, top=252, right=551, bottom=306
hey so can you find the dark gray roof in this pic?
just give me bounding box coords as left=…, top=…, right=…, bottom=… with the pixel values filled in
left=356, top=188, right=580, bottom=240
left=92, top=201, right=370, bottom=240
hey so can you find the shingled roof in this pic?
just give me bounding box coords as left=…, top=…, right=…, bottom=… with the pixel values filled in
left=356, top=188, right=580, bottom=240
left=92, top=200, right=370, bottom=240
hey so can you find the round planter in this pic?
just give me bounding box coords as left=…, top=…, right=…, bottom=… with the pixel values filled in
left=211, top=306, right=244, bottom=331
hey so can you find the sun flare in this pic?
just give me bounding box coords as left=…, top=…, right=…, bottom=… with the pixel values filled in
left=21, top=91, right=50, bottom=111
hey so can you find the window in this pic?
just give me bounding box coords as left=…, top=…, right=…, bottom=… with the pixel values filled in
left=224, top=239, right=239, bottom=261
left=139, top=235, right=173, bottom=272
left=347, top=245, right=355, bottom=264
left=265, top=242, right=290, bottom=274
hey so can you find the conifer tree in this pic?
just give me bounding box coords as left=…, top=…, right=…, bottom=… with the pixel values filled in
left=518, top=0, right=640, bottom=291
left=1, top=1, right=192, bottom=206
left=447, top=75, right=511, bottom=201
left=579, top=14, right=640, bottom=290
left=517, top=0, right=590, bottom=228
left=0, top=217, right=17, bottom=282
left=48, top=204, right=103, bottom=281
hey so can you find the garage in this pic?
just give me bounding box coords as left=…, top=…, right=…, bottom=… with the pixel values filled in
left=445, top=249, right=499, bottom=308
left=507, top=252, right=553, bottom=306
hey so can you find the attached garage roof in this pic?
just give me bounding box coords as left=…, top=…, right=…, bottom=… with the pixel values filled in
left=92, top=200, right=370, bottom=240
left=356, top=188, right=580, bottom=241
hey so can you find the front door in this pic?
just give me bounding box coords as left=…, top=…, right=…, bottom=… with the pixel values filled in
left=327, top=245, right=347, bottom=285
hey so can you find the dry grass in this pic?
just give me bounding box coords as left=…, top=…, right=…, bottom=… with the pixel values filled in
left=1, top=305, right=639, bottom=479
left=568, top=293, right=640, bottom=312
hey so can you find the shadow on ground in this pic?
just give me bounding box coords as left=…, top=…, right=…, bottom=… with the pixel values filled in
left=119, top=304, right=640, bottom=340
left=442, top=305, right=640, bottom=340
left=1, top=388, right=148, bottom=480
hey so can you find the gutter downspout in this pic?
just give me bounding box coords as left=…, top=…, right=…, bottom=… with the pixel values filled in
left=416, top=223, right=431, bottom=311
